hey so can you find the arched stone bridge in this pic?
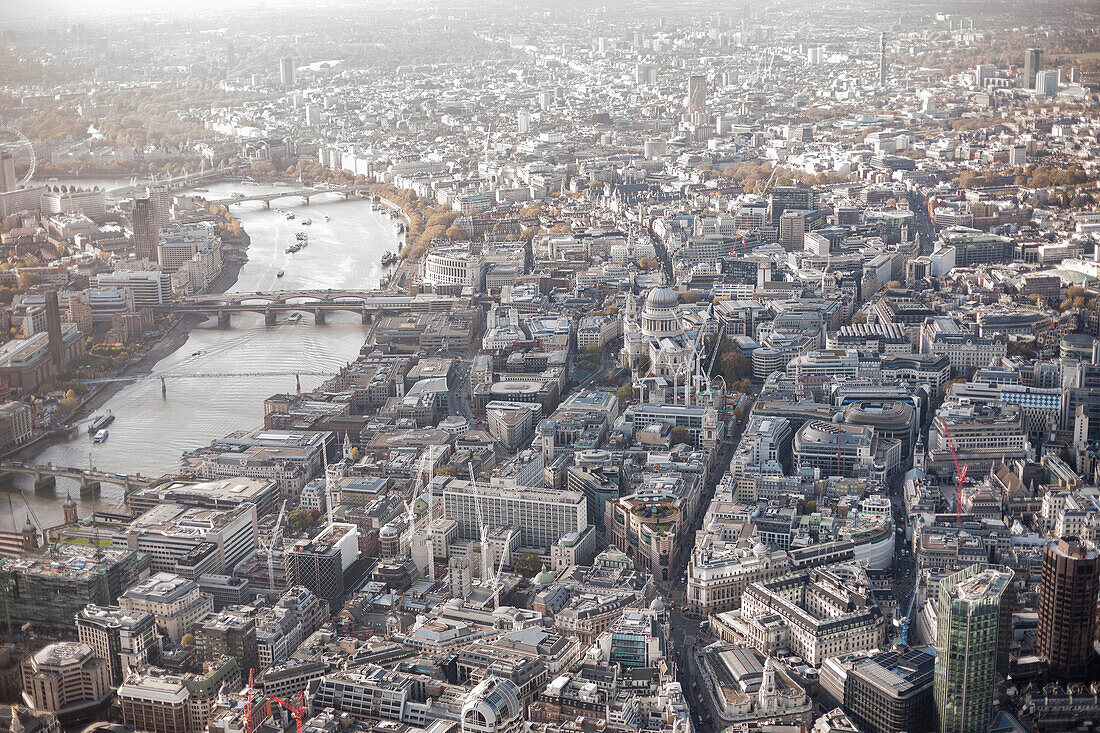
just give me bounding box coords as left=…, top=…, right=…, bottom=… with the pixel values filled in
left=154, top=293, right=459, bottom=327
left=0, top=461, right=147, bottom=494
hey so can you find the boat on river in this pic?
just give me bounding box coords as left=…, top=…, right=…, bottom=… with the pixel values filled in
left=87, top=412, right=114, bottom=434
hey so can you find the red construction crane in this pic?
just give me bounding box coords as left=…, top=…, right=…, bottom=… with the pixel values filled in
left=245, top=669, right=254, bottom=733
left=271, top=692, right=306, bottom=733
left=943, top=424, right=968, bottom=524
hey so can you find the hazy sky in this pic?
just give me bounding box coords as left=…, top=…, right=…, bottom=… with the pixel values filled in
left=0, top=0, right=300, bottom=23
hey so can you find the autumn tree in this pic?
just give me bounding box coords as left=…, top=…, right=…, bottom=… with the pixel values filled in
left=671, top=426, right=693, bottom=447
left=615, top=382, right=634, bottom=405
left=512, top=552, right=543, bottom=577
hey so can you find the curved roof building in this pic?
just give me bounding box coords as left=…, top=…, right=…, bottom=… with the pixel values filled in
left=461, top=677, right=523, bottom=733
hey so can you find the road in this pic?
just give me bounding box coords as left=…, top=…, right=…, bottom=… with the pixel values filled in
left=582, top=339, right=622, bottom=388
left=908, top=191, right=935, bottom=255
left=663, top=404, right=748, bottom=602
left=659, top=401, right=750, bottom=733
left=888, top=478, right=917, bottom=635
left=446, top=316, right=486, bottom=422
left=449, top=358, right=475, bottom=420
left=669, top=603, right=713, bottom=733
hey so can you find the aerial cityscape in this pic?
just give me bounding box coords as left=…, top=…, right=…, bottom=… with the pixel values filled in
left=0, top=1, right=1098, bottom=732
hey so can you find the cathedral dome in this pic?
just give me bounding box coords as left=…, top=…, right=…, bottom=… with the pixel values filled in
left=641, top=287, right=683, bottom=338
left=645, top=287, right=678, bottom=310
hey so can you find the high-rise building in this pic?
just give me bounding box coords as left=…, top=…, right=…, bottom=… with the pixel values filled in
left=117, top=674, right=191, bottom=733
left=284, top=522, right=360, bottom=604
left=769, top=185, right=817, bottom=227
left=43, top=290, right=63, bottom=373
left=76, top=605, right=160, bottom=686
left=1036, top=537, right=1099, bottom=680
left=879, top=32, right=887, bottom=86
left=0, top=545, right=150, bottom=631
left=21, top=642, right=112, bottom=719
left=1035, top=69, right=1060, bottom=97
left=442, top=479, right=587, bottom=551
left=119, top=572, right=215, bottom=644
left=0, top=154, right=16, bottom=193
left=67, top=292, right=94, bottom=336
left=974, top=64, right=996, bottom=88
left=132, top=197, right=160, bottom=262
left=516, top=108, right=531, bottom=135
left=144, top=186, right=170, bottom=228
left=685, top=74, right=706, bottom=125
left=933, top=563, right=1014, bottom=733
left=279, top=57, right=295, bottom=88
left=123, top=503, right=258, bottom=575
left=842, top=648, right=937, bottom=733
left=304, top=104, right=321, bottom=127
left=195, top=610, right=258, bottom=680
left=96, top=271, right=172, bottom=308
left=1023, top=48, right=1042, bottom=89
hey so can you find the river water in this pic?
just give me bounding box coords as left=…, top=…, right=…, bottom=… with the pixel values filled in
left=3, top=181, right=400, bottom=529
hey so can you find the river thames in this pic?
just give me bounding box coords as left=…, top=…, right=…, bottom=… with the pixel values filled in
left=2, top=181, right=400, bottom=529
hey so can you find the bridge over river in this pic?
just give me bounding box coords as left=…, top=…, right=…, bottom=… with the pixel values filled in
left=207, top=184, right=374, bottom=208
left=0, top=461, right=147, bottom=495
left=154, top=293, right=459, bottom=327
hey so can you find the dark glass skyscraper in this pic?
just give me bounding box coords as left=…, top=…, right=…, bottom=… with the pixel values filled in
left=132, top=197, right=159, bottom=263
left=1024, top=48, right=1042, bottom=89
left=1037, top=536, right=1099, bottom=680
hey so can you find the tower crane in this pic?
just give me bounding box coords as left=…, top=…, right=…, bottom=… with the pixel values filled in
left=760, top=162, right=781, bottom=195
left=270, top=692, right=306, bottom=733
left=942, top=424, right=968, bottom=524
left=486, top=527, right=516, bottom=611
left=244, top=669, right=255, bottom=733
left=701, top=323, right=726, bottom=398
left=263, top=501, right=288, bottom=595
left=468, top=461, right=490, bottom=581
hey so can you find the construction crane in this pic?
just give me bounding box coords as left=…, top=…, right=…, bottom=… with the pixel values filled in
left=486, top=527, right=516, bottom=611
left=469, top=461, right=490, bottom=581
left=760, top=162, right=781, bottom=195
left=700, top=323, right=726, bottom=400
left=262, top=501, right=288, bottom=595
left=270, top=692, right=306, bottom=733
left=943, top=424, right=968, bottom=524
left=244, top=669, right=255, bottom=733
left=422, top=444, right=439, bottom=520
left=670, top=325, right=706, bottom=407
